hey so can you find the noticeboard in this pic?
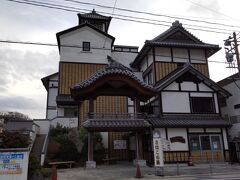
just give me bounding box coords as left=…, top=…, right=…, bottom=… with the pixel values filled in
left=0, top=153, right=24, bottom=174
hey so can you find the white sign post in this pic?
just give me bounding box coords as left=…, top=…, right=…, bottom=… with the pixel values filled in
left=153, top=132, right=164, bottom=176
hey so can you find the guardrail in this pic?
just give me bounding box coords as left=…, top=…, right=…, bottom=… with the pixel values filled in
left=40, top=133, right=49, bottom=166
left=86, top=113, right=146, bottom=119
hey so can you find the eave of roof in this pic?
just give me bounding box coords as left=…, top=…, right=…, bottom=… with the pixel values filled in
left=217, top=73, right=240, bottom=87
left=83, top=119, right=150, bottom=132
left=131, top=21, right=220, bottom=68
left=41, top=72, right=58, bottom=91
left=56, top=22, right=115, bottom=52
left=148, top=115, right=230, bottom=128
left=155, top=64, right=232, bottom=98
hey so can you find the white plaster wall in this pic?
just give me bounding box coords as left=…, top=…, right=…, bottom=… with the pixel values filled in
left=134, top=72, right=143, bottom=81
left=100, top=132, right=108, bottom=149
left=164, top=82, right=179, bottom=90
left=34, top=120, right=50, bottom=134
left=181, top=82, right=197, bottom=91
left=168, top=128, right=189, bottom=151
left=59, top=26, right=112, bottom=64
left=188, top=128, right=204, bottom=133
left=111, top=51, right=137, bottom=68
left=155, top=128, right=166, bottom=139
left=48, top=88, right=57, bottom=107
left=214, top=93, right=219, bottom=113
left=172, top=48, right=188, bottom=63
left=50, top=117, right=78, bottom=128
left=221, top=80, right=240, bottom=117
left=229, top=123, right=240, bottom=139
left=140, top=58, right=148, bottom=72
left=162, top=92, right=190, bottom=113
left=199, top=82, right=213, bottom=92
left=0, top=151, right=29, bottom=180
left=57, top=108, right=64, bottom=116
left=190, top=49, right=206, bottom=64
left=190, top=92, right=213, bottom=97
left=148, top=54, right=153, bottom=65
left=222, top=128, right=229, bottom=150
left=205, top=128, right=221, bottom=133
left=47, top=110, right=57, bottom=120
left=155, top=47, right=172, bottom=62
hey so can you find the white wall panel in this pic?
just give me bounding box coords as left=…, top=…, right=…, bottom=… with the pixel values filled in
left=155, top=47, right=172, bottom=62
left=162, top=92, right=190, bottom=113
left=168, top=128, right=188, bottom=151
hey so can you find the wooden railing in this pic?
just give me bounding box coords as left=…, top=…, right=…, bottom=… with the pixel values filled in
left=86, top=112, right=146, bottom=119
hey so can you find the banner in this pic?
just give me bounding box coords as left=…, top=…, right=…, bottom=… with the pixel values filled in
left=153, top=136, right=164, bottom=167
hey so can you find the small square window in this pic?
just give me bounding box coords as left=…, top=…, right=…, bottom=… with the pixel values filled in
left=82, top=42, right=90, bottom=51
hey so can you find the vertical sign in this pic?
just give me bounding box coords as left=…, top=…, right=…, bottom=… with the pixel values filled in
left=153, top=132, right=164, bottom=167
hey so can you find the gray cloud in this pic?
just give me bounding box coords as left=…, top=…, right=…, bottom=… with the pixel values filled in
left=186, top=0, right=222, bottom=18
left=0, top=95, right=42, bottom=110
left=0, top=48, right=58, bottom=90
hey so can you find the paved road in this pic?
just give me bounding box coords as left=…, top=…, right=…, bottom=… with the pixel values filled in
left=57, top=163, right=240, bottom=180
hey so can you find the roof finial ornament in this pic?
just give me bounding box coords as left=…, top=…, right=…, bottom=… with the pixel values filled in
left=92, top=9, right=96, bottom=14
left=172, top=20, right=182, bottom=27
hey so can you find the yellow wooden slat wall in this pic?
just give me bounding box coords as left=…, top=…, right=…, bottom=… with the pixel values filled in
left=193, top=64, right=209, bottom=77
left=59, top=62, right=128, bottom=160
left=155, top=62, right=178, bottom=82
left=155, top=62, right=209, bottom=82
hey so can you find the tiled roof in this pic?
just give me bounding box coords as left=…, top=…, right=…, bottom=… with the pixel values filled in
left=71, top=56, right=156, bottom=92
left=79, top=9, right=111, bottom=20
left=151, top=20, right=203, bottom=43
left=83, top=119, right=150, bottom=131
left=148, top=115, right=230, bottom=128
left=145, top=41, right=219, bottom=49
left=56, top=95, right=79, bottom=105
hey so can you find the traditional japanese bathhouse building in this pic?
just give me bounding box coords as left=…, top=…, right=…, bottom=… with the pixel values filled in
left=41, top=10, right=231, bottom=167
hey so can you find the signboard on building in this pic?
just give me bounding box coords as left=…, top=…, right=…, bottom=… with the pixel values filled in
left=0, top=153, right=24, bottom=174
left=153, top=132, right=164, bottom=167
left=161, top=138, right=171, bottom=151
left=114, top=140, right=127, bottom=150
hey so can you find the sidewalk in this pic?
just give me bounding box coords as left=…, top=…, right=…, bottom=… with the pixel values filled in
left=57, top=162, right=240, bottom=180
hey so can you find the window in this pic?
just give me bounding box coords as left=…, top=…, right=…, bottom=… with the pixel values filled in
left=82, top=41, right=90, bottom=51
left=189, top=135, right=200, bottom=151
left=143, top=71, right=153, bottom=85
left=64, top=108, right=78, bottom=117
left=191, top=97, right=214, bottom=113
left=200, top=136, right=211, bottom=150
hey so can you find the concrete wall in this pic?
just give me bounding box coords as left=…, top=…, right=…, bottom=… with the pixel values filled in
left=34, top=119, right=50, bottom=134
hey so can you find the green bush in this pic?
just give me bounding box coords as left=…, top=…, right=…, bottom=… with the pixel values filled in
left=28, top=154, right=41, bottom=177
left=0, top=131, right=31, bottom=148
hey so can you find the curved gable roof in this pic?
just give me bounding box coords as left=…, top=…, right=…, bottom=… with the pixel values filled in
left=71, top=56, right=157, bottom=101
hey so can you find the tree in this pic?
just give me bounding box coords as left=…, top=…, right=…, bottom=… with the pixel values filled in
left=0, top=111, right=31, bottom=123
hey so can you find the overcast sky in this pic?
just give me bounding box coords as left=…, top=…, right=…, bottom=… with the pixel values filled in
left=0, top=0, right=239, bottom=118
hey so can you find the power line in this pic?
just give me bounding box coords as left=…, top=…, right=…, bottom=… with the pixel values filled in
left=185, top=0, right=238, bottom=21
left=63, top=0, right=240, bottom=29
left=0, top=40, right=234, bottom=65
left=4, top=0, right=236, bottom=35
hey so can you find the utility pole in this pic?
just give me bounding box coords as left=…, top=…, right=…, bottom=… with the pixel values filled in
left=224, top=32, right=240, bottom=76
